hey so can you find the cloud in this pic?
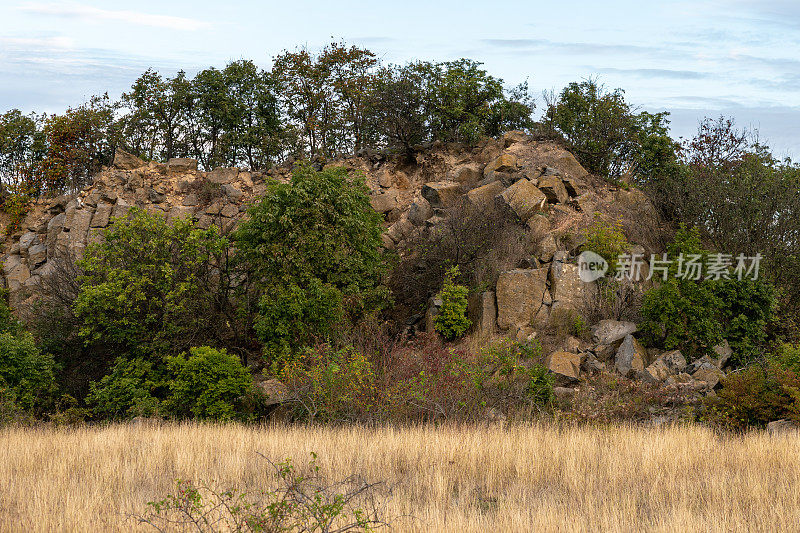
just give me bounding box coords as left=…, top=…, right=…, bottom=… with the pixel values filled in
left=17, top=2, right=211, bottom=31
left=596, top=67, right=712, bottom=80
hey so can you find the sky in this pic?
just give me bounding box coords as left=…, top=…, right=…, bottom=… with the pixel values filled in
left=1, top=0, right=798, bottom=159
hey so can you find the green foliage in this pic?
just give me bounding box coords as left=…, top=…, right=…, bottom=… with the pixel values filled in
left=235, top=165, right=388, bottom=361
left=165, top=347, right=253, bottom=421
left=472, top=339, right=554, bottom=409
left=434, top=267, right=472, bottom=341
left=544, top=79, right=678, bottom=180
left=581, top=215, right=629, bottom=270
left=86, top=357, right=164, bottom=420
left=74, top=208, right=230, bottom=359
left=0, top=331, right=55, bottom=411
left=771, top=344, right=800, bottom=374
left=641, top=226, right=775, bottom=364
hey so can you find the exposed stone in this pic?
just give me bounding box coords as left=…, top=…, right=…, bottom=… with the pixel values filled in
left=561, top=176, right=580, bottom=197
left=466, top=180, right=504, bottom=209
left=407, top=198, right=433, bottom=226
left=767, top=419, right=799, bottom=435
left=370, top=189, right=399, bottom=214
left=502, top=130, right=528, bottom=147
left=546, top=351, right=583, bottom=383
left=220, top=203, right=239, bottom=218
left=593, top=343, right=618, bottom=362
left=222, top=184, right=244, bottom=200
left=111, top=198, right=131, bottom=220
left=448, top=164, right=482, bottom=187
left=538, top=175, right=569, bottom=204
left=207, top=167, right=238, bottom=184
left=386, top=217, right=414, bottom=243
left=483, top=153, right=518, bottom=179
left=468, top=291, right=496, bottom=336
left=421, top=181, right=461, bottom=208
left=643, top=351, right=686, bottom=382
left=113, top=149, right=146, bottom=170
left=553, top=386, right=576, bottom=400
left=713, top=340, right=732, bottom=369
left=18, top=232, right=38, bottom=254
left=592, top=320, right=638, bottom=345
left=615, top=334, right=647, bottom=377
left=167, top=158, right=198, bottom=173
left=91, top=203, right=114, bottom=228
left=549, top=263, right=585, bottom=312
left=27, top=244, right=47, bottom=268
left=692, top=366, right=725, bottom=389
left=495, top=179, right=547, bottom=222
left=496, top=268, right=549, bottom=330
left=526, top=213, right=550, bottom=236
left=535, top=234, right=557, bottom=263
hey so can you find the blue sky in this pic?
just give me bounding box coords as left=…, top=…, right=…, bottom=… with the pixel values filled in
left=1, top=0, right=798, bottom=159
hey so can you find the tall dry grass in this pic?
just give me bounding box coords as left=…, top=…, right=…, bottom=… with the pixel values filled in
left=0, top=422, right=798, bottom=532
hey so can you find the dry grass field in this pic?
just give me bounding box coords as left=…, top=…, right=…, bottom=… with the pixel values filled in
left=1, top=422, right=799, bottom=532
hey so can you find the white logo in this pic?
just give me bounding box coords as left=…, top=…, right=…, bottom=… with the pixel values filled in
left=578, top=251, right=608, bottom=282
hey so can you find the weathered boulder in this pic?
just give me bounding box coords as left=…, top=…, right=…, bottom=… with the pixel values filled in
left=91, top=202, right=114, bottom=228
left=495, top=179, right=547, bottom=222
left=767, top=419, right=799, bottom=435
left=549, top=263, right=585, bottom=312
left=692, top=366, right=725, bottom=389
left=484, top=153, right=518, bottom=178
left=615, top=334, right=647, bottom=377
left=448, top=164, right=482, bottom=187
left=222, top=184, right=244, bottom=200
left=496, top=268, right=549, bottom=330
left=113, top=149, right=146, bottom=170
left=546, top=351, right=583, bottom=384
left=421, top=181, right=461, bottom=208
left=167, top=158, right=198, bottom=173
left=643, top=350, right=686, bottom=381
left=535, top=234, right=557, bottom=262
left=207, top=167, right=238, bottom=184
left=713, top=340, right=732, bottom=369
left=466, top=180, right=504, bottom=209
left=27, top=244, right=47, bottom=268
left=468, top=291, right=497, bottom=336
left=538, top=175, right=569, bottom=204
left=370, top=189, right=399, bottom=214
left=502, top=130, right=528, bottom=147
left=592, top=320, right=637, bottom=345
left=407, top=198, right=433, bottom=226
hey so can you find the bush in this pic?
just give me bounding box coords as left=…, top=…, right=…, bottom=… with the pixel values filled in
left=165, top=347, right=253, bottom=421
left=581, top=215, right=629, bottom=271
left=86, top=357, right=164, bottom=420
left=434, top=267, right=471, bottom=341
left=75, top=208, right=234, bottom=360
left=0, top=331, right=54, bottom=412
left=704, top=363, right=800, bottom=430
left=235, top=165, right=388, bottom=361
left=279, top=345, right=377, bottom=422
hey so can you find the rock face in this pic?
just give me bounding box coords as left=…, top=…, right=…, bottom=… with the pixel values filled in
left=113, top=149, right=146, bottom=171
left=468, top=291, right=497, bottom=336
left=496, top=268, right=549, bottom=330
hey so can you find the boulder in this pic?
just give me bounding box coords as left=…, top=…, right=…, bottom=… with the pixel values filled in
left=448, top=164, right=482, bottom=187
left=643, top=350, right=686, bottom=382
left=692, top=366, right=725, bottom=389
left=535, top=234, right=557, bottom=262
left=468, top=291, right=497, bottom=336
left=561, top=176, right=580, bottom=197
left=615, top=334, right=647, bottom=377
left=421, top=181, right=461, bottom=208
left=496, top=268, right=549, bottom=330
left=767, top=419, right=799, bottom=435
left=222, top=184, right=244, bottom=200
left=182, top=193, right=200, bottom=207
left=27, top=244, right=47, bottom=268
left=208, top=167, right=238, bottom=184
left=546, top=351, right=584, bottom=383
left=407, top=198, right=433, bottom=226
left=538, top=175, right=569, bottom=204
left=713, top=340, right=732, bottom=369
left=484, top=153, right=518, bottom=178
left=549, top=263, right=585, bottom=311
left=370, top=189, right=398, bottom=214
left=167, top=158, right=198, bottom=173
left=495, top=179, right=547, bottom=222
left=592, top=320, right=637, bottom=345
left=466, top=180, right=505, bottom=209
left=91, top=202, right=114, bottom=228
left=526, top=214, right=550, bottom=236
left=113, top=149, right=146, bottom=170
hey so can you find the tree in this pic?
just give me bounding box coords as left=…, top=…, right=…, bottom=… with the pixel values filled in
left=39, top=94, right=120, bottom=194
left=544, top=79, right=676, bottom=180
left=74, top=209, right=237, bottom=360
left=234, top=165, right=388, bottom=360
left=0, top=109, right=45, bottom=190
left=434, top=267, right=472, bottom=340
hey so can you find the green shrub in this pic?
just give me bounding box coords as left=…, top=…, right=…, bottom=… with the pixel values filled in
left=86, top=357, right=164, bottom=420
left=165, top=347, right=253, bottom=421
left=75, top=208, right=231, bottom=360
left=0, top=331, right=54, bottom=412
left=234, top=165, right=388, bottom=361
left=771, top=344, right=800, bottom=373
left=434, top=267, right=471, bottom=340
left=581, top=215, right=629, bottom=271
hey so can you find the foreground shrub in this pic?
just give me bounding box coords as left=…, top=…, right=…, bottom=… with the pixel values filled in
left=0, top=331, right=54, bottom=412
left=136, top=453, right=386, bottom=532
left=280, top=345, right=377, bottom=422
left=581, top=215, right=629, bottom=270
left=165, top=347, right=253, bottom=421
left=434, top=267, right=471, bottom=341
left=704, top=363, right=800, bottom=430
left=86, top=357, right=163, bottom=420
